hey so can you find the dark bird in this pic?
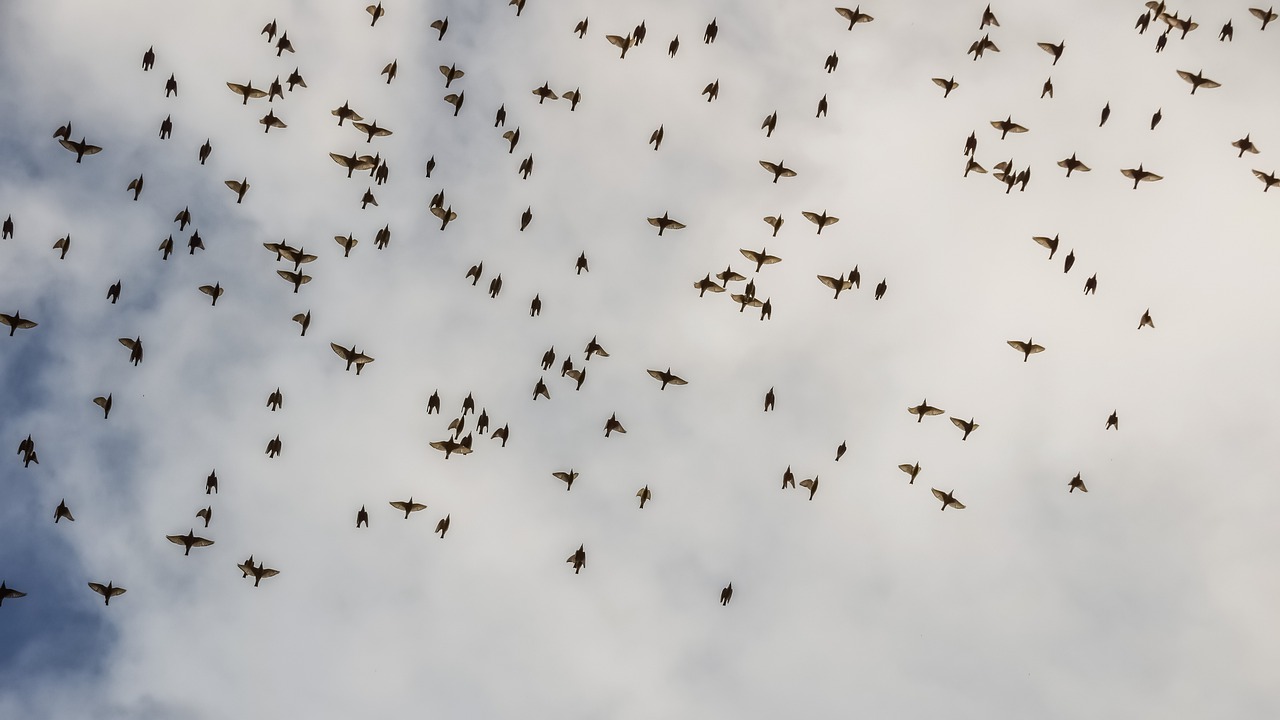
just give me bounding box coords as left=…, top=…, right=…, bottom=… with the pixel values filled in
left=762, top=111, right=777, bottom=137
left=575, top=252, right=589, bottom=274
left=93, top=394, right=112, bottom=419
left=360, top=188, right=377, bottom=209
left=1069, top=474, right=1088, bottom=493
left=126, top=175, right=144, bottom=201
left=1100, top=102, right=1111, bottom=126
left=331, top=343, right=375, bottom=374
left=704, top=17, right=718, bottom=43
left=647, top=212, right=686, bottom=236
left=0, top=582, right=27, bottom=606
left=799, top=476, right=820, bottom=500
left=1041, top=77, right=1053, bottom=98
left=816, top=94, right=828, bottom=117
left=964, top=131, right=977, bottom=156
left=491, top=425, right=509, bottom=447
left=1007, top=338, right=1045, bottom=362
left=88, top=581, right=127, bottom=605
left=435, top=515, right=450, bottom=538
left=1151, top=108, right=1162, bottom=130
left=430, top=435, right=473, bottom=458
left=646, top=368, right=687, bottom=390
left=1253, top=169, right=1280, bottom=191
left=1106, top=411, right=1119, bottom=430
left=275, top=32, right=294, bottom=55
left=835, top=441, right=847, bottom=461
left=259, top=109, right=286, bottom=132
left=702, top=79, right=719, bottom=102
left=225, top=178, right=250, bottom=203
left=1155, top=29, right=1168, bottom=52
left=816, top=273, right=853, bottom=299
left=510, top=0, right=526, bottom=16
left=1220, top=19, right=1234, bottom=41
left=634, top=21, right=647, bottom=44
left=287, top=68, right=306, bottom=91
left=167, top=529, right=214, bottom=556
left=1251, top=6, right=1278, bottom=29
left=0, top=311, right=37, bottom=336
left=165, top=73, right=178, bottom=97
left=465, top=263, right=483, bottom=286
left=357, top=505, right=369, bottom=528
left=1138, top=309, right=1155, bottom=329
left=648, top=125, right=664, bottom=150
left=119, top=337, right=143, bottom=365
left=239, top=560, right=280, bottom=587
left=59, top=137, right=103, bottom=163
left=529, top=295, right=541, bottom=317
left=381, top=60, right=397, bottom=84
left=330, top=151, right=377, bottom=178
left=963, top=158, right=986, bottom=177
left=390, top=498, right=427, bottom=519
left=1136, top=11, right=1151, bottom=33
left=198, top=139, right=212, bottom=165
left=951, top=417, right=979, bottom=441
left=694, top=274, right=725, bottom=297
left=196, top=506, right=212, bottom=527
left=1177, top=69, right=1221, bottom=94
left=908, top=399, right=944, bottom=422
left=353, top=120, right=392, bottom=143
left=533, top=376, right=550, bottom=400
left=335, top=233, right=357, bottom=257
left=720, top=583, right=733, bottom=605
left=1121, top=164, right=1163, bottom=189
left=781, top=466, right=796, bottom=489
left=763, top=214, right=783, bottom=236
left=574, top=17, right=589, bottom=38
left=802, top=210, right=839, bottom=234
left=206, top=470, right=218, bottom=494
left=227, top=80, right=267, bottom=104
left=981, top=4, right=999, bottom=27
left=367, top=2, right=385, bottom=25
left=503, top=127, right=521, bottom=154
left=717, top=266, right=746, bottom=285
left=874, top=279, right=888, bottom=300
left=568, top=545, right=586, bottom=574
left=520, top=206, right=533, bottom=231
left=431, top=16, right=449, bottom=39
left=898, top=462, right=922, bottom=484
left=1084, top=274, right=1097, bottom=295
left=604, top=413, right=626, bottom=437
left=740, top=247, right=781, bottom=272
left=2, top=215, right=11, bottom=239
left=424, top=155, right=436, bottom=177
left=1037, top=40, right=1065, bottom=65
left=518, top=154, right=533, bottom=179
left=991, top=116, right=1028, bottom=139
left=669, top=35, right=680, bottom=56
left=764, top=387, right=775, bottom=412
left=836, top=6, right=874, bottom=29
left=1232, top=135, right=1260, bottom=157
left=932, top=488, right=966, bottom=511
left=825, top=51, right=839, bottom=72
left=584, top=336, right=610, bottom=360
left=553, top=469, right=579, bottom=491
left=932, top=76, right=958, bottom=97
left=758, top=160, right=797, bottom=183
left=265, top=435, right=282, bottom=458
left=262, top=19, right=278, bottom=42
left=562, top=88, right=582, bottom=111
left=1057, top=154, right=1090, bottom=177
left=54, top=499, right=75, bottom=523
left=52, top=234, right=71, bottom=259
left=968, top=33, right=1000, bottom=60
left=142, top=45, right=155, bottom=70
left=488, top=275, right=502, bottom=299
left=332, top=102, right=363, bottom=127
left=159, top=115, right=173, bottom=139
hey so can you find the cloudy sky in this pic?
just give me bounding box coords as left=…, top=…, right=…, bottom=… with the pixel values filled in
left=2, top=0, right=1278, bottom=717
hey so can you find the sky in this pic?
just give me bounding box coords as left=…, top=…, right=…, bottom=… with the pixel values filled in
left=1, top=0, right=1279, bottom=717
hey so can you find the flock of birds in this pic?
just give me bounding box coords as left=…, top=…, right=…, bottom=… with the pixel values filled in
left=0, top=0, right=1272, bottom=612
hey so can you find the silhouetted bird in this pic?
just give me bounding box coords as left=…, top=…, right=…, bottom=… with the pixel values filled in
left=127, top=175, right=144, bottom=200
left=802, top=210, right=839, bottom=234
left=1251, top=6, right=1277, bottom=29
left=0, top=583, right=27, bottom=606
left=765, top=387, right=775, bottom=412
left=1069, top=474, right=1088, bottom=493
left=932, top=488, right=966, bottom=511
left=331, top=343, right=375, bottom=374
left=1176, top=69, right=1221, bottom=94
left=816, top=94, right=828, bottom=117
left=59, top=137, right=103, bottom=163
left=431, top=17, right=449, bottom=39
left=720, top=583, right=733, bottom=605
left=836, top=6, right=874, bottom=29
left=951, top=417, right=979, bottom=441
left=908, top=399, right=944, bottom=422
left=1106, top=411, right=1119, bottom=430
left=1, top=312, right=38, bottom=336
left=799, top=476, right=819, bottom=500
left=1084, top=274, right=1097, bottom=295
left=1007, top=338, right=1045, bottom=362
left=899, top=462, right=922, bottom=484
left=390, top=498, right=427, bottom=519
left=93, top=394, right=112, bottom=419
left=875, top=279, right=888, bottom=300
left=933, top=76, right=958, bottom=97
left=356, top=505, right=369, bottom=528
left=1037, top=40, right=1065, bottom=65
left=1232, top=135, right=1260, bottom=157
left=574, top=17, right=588, bottom=38
left=1138, top=309, right=1155, bottom=329
left=1121, top=164, right=1163, bottom=188
left=89, top=581, right=127, bottom=605
left=54, top=499, right=74, bottom=523
left=435, top=515, right=450, bottom=538
left=604, top=413, right=626, bottom=437
left=568, top=545, right=586, bottom=574
left=825, top=52, right=838, bottom=72
left=167, top=529, right=214, bottom=556
left=196, top=506, right=212, bottom=527
left=647, top=212, right=686, bottom=236
left=142, top=46, right=155, bottom=70
left=1253, top=169, right=1280, bottom=191
left=119, top=337, right=143, bottom=365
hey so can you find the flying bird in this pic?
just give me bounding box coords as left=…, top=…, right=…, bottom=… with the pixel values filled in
left=54, top=499, right=75, bottom=522
left=991, top=116, right=1028, bottom=139
left=367, top=3, right=385, bottom=25
left=0, top=582, right=26, bottom=606
left=0, top=312, right=37, bottom=336
left=981, top=4, right=999, bottom=27
left=59, top=137, right=102, bottom=163
left=1057, top=154, right=1090, bottom=177
left=331, top=343, right=375, bottom=374
left=553, top=469, right=579, bottom=491
left=1232, top=135, right=1260, bottom=157
left=119, top=337, right=143, bottom=365
left=435, top=515, right=450, bottom=538
left=166, top=529, right=214, bottom=556
left=702, top=80, right=720, bottom=102
left=740, top=247, right=781, bottom=272
left=758, top=160, right=797, bottom=183
left=1121, top=165, right=1163, bottom=189
left=720, top=583, right=733, bottom=605
left=381, top=60, right=397, bottom=84
left=604, top=413, right=626, bottom=437
left=1106, top=411, right=1119, bottom=430
left=932, top=76, right=958, bottom=97
left=225, top=178, right=250, bottom=203
left=93, top=394, right=112, bottom=419
left=646, top=368, right=687, bottom=390
left=835, top=6, right=874, bottom=30
left=88, top=581, right=127, bottom=605
left=199, top=282, right=224, bottom=305
left=567, top=545, right=586, bottom=574
left=1037, top=40, right=1065, bottom=65
left=1251, top=6, right=1278, bottom=29
left=126, top=174, right=144, bottom=200
left=1176, top=69, right=1221, bottom=94
left=908, top=399, right=944, bottom=422
left=762, top=111, right=777, bottom=137
left=1007, top=338, right=1045, bottom=362
left=799, top=476, right=820, bottom=500
left=1253, top=169, right=1280, bottom=191
left=332, top=102, right=363, bottom=126
left=239, top=560, right=279, bottom=587
left=636, top=486, right=652, bottom=509
left=647, top=212, right=686, bottom=236
left=196, top=506, right=212, bottom=527
left=227, top=81, right=268, bottom=104
left=802, top=210, right=839, bottom=234
left=431, top=17, right=449, bottom=39
left=1138, top=309, right=1155, bottom=329
left=931, top=489, right=966, bottom=511
left=265, top=435, right=282, bottom=458
left=1069, top=474, right=1088, bottom=493
left=951, top=417, right=979, bottom=441
left=390, top=498, right=427, bottom=519
left=898, top=462, right=922, bottom=484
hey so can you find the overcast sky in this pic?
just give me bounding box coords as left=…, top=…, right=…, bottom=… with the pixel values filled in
left=1, top=1, right=1279, bottom=717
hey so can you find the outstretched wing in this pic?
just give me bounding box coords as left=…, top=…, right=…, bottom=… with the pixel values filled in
left=331, top=343, right=353, bottom=360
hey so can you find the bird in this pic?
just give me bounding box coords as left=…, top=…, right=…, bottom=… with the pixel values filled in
left=2, top=215, right=11, bottom=239
left=331, top=343, right=375, bottom=374
left=636, top=486, right=652, bottom=509
left=227, top=81, right=268, bottom=104
left=963, top=158, right=986, bottom=178
left=356, top=506, right=369, bottom=528
left=390, top=498, right=427, bottom=519
left=604, top=413, right=626, bottom=437
left=286, top=68, right=306, bottom=91
left=668, top=35, right=680, bottom=57
left=836, top=6, right=874, bottom=30
left=275, top=32, right=294, bottom=55
left=533, top=377, right=551, bottom=400
left=562, top=88, right=582, bottom=111
left=649, top=125, right=664, bottom=150
left=503, top=127, right=521, bottom=153
left=88, top=581, right=127, bottom=605
left=1041, top=77, right=1054, bottom=98
left=58, top=137, right=103, bottom=163
left=1138, top=309, right=1155, bottom=329
left=1106, top=411, right=1119, bottom=430
left=54, top=499, right=75, bottom=523
left=1150, top=108, right=1163, bottom=130
left=932, top=76, right=958, bottom=98
left=1064, top=250, right=1076, bottom=273
left=259, top=110, right=286, bottom=132
left=381, top=60, right=397, bottom=84
left=825, top=51, right=839, bottom=72
left=0, top=582, right=26, bottom=607
left=931, top=489, right=966, bottom=511
left=908, top=399, right=944, bottom=422
left=1220, top=19, right=1234, bottom=41
left=717, top=266, right=746, bottom=285
left=1121, top=165, right=1163, bottom=189
left=126, top=174, right=144, bottom=200
left=1069, top=474, right=1088, bottom=493
left=816, top=94, right=828, bottom=117
left=694, top=274, right=725, bottom=297
left=964, top=132, right=977, bottom=156
left=762, top=111, right=777, bottom=137
left=740, top=247, right=781, bottom=272
left=1037, top=40, right=1065, bottom=65
left=359, top=188, right=378, bottom=209
left=575, top=252, right=589, bottom=275
left=488, top=275, right=502, bottom=299
left=431, top=17, right=449, bottom=39
left=430, top=435, right=473, bottom=458
left=367, top=2, right=385, bottom=25
left=606, top=32, right=635, bottom=59
left=646, top=368, right=688, bottom=390
left=93, top=394, right=112, bottom=419
left=968, top=33, right=1000, bottom=60
left=1253, top=169, right=1280, bottom=191
left=1084, top=274, right=1098, bottom=295
left=518, top=154, right=533, bottom=179
left=206, top=470, right=218, bottom=494
left=491, top=425, right=509, bottom=447
left=1251, top=6, right=1277, bottom=29
left=762, top=215, right=784, bottom=237
left=874, top=279, right=888, bottom=300
left=165, top=73, right=178, bottom=96
left=432, top=205, right=457, bottom=230
left=167, top=529, right=214, bottom=556
left=265, top=435, right=282, bottom=458
left=799, top=476, right=820, bottom=500
left=702, top=80, right=720, bottom=102
left=1232, top=135, right=1260, bottom=157
left=199, top=282, right=224, bottom=305
left=573, top=17, right=589, bottom=38
left=817, top=273, right=853, bottom=299
left=141, top=45, right=155, bottom=70
left=292, top=311, right=311, bottom=336
left=835, top=442, right=847, bottom=461
left=52, top=234, right=71, bottom=259
left=119, top=337, right=143, bottom=365
left=951, top=417, right=979, bottom=441
left=647, top=212, right=686, bottom=236
left=764, top=387, right=776, bottom=412
left=520, top=206, right=533, bottom=231
left=196, top=506, right=212, bottom=527
left=1136, top=11, right=1152, bottom=33
left=802, top=210, right=839, bottom=234
left=720, top=583, right=733, bottom=605
left=239, top=560, right=280, bottom=587
left=225, top=179, right=249, bottom=203
left=1100, top=103, right=1111, bottom=127
left=198, top=139, right=212, bottom=164
left=703, top=17, right=718, bottom=43
left=1057, top=154, right=1091, bottom=177
left=898, top=462, right=922, bottom=484
left=991, top=116, right=1028, bottom=139
left=158, top=114, right=173, bottom=139
left=1176, top=69, right=1221, bottom=94
left=567, top=545, right=586, bottom=574
left=758, top=160, right=797, bottom=183
left=1007, top=338, right=1045, bottom=362
left=353, top=120, right=392, bottom=143
left=553, top=469, right=579, bottom=491
left=981, top=4, right=999, bottom=27
left=435, top=515, right=450, bottom=538
left=0, top=311, right=38, bottom=336
left=332, top=102, right=363, bottom=127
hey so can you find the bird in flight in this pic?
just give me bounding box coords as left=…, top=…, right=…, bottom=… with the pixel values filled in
left=88, top=581, right=127, bottom=605
left=908, top=399, right=944, bottom=422
left=331, top=343, right=375, bottom=374
left=758, top=160, right=797, bottom=183
left=1121, top=165, right=1163, bottom=189
left=553, top=469, right=579, bottom=491
left=802, top=210, right=839, bottom=234
left=0, top=582, right=26, bottom=606
left=951, top=417, right=979, bottom=441
left=636, top=486, right=652, bottom=509
left=898, top=462, right=922, bottom=484
left=0, top=311, right=37, bottom=336
left=166, top=529, right=215, bottom=556
left=646, top=368, right=688, bottom=390
left=835, top=6, right=874, bottom=30
left=1176, top=69, right=1221, bottom=94
left=1007, top=338, right=1045, bottom=362
left=931, top=489, right=966, bottom=511
left=567, top=545, right=586, bottom=574
left=390, top=498, right=427, bottom=519
left=1069, top=474, right=1088, bottom=493
left=59, top=137, right=102, bottom=163
left=54, top=499, right=75, bottom=523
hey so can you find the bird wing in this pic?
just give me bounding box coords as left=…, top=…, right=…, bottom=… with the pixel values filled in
left=118, top=338, right=137, bottom=349
left=759, top=161, right=779, bottom=173
left=58, top=139, right=80, bottom=153
left=646, top=369, right=667, bottom=381
left=1140, top=171, right=1163, bottom=182
left=1037, top=42, right=1059, bottom=54
left=566, top=369, right=584, bottom=381
left=666, top=375, right=687, bottom=386
left=931, top=78, right=952, bottom=89
left=258, top=569, right=280, bottom=579
left=94, top=396, right=109, bottom=409
left=166, top=534, right=187, bottom=545
left=816, top=275, right=842, bottom=290
left=799, top=479, right=814, bottom=489
left=931, top=488, right=947, bottom=501
left=739, top=249, right=762, bottom=262
left=1031, top=236, right=1056, bottom=250
left=191, top=536, right=214, bottom=548
left=950, top=417, right=968, bottom=430
left=606, top=34, right=629, bottom=49
left=330, top=343, right=353, bottom=360
left=1007, top=340, right=1028, bottom=352
left=224, top=180, right=244, bottom=192
left=1028, top=344, right=1045, bottom=354
left=898, top=464, right=917, bottom=474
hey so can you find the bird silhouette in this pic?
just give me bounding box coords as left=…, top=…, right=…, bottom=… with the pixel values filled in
left=331, top=343, right=375, bottom=374
left=0, top=312, right=38, bottom=336
left=54, top=499, right=75, bottom=523
left=898, top=462, right=921, bottom=484
left=93, top=394, right=112, bottom=419
left=720, top=583, right=733, bottom=605
left=166, top=529, right=214, bottom=556
left=390, top=498, right=427, bottom=519
left=836, top=6, right=874, bottom=29
left=950, top=417, right=979, bottom=441
left=1069, top=474, right=1088, bottom=493
left=908, top=399, right=944, bottom=422
left=802, top=210, right=839, bottom=234
left=931, top=489, right=966, bottom=511
left=88, top=581, right=127, bottom=605
left=119, top=337, right=144, bottom=365
left=1007, top=338, right=1045, bottom=362
left=646, top=368, right=687, bottom=390
left=0, top=582, right=27, bottom=606
left=932, top=76, right=958, bottom=97
left=568, top=545, right=586, bottom=574
left=604, top=413, right=626, bottom=437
